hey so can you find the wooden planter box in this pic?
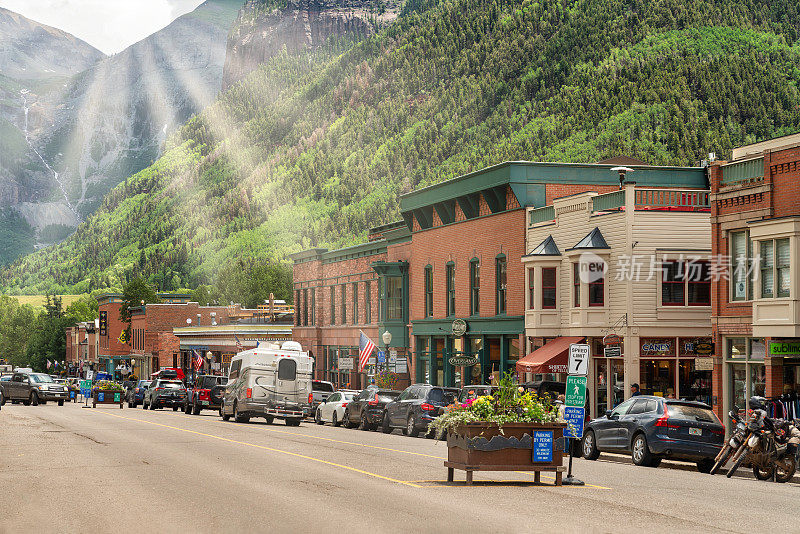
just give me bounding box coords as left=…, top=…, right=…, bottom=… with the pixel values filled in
left=445, top=422, right=566, bottom=485
left=92, top=390, right=124, bottom=409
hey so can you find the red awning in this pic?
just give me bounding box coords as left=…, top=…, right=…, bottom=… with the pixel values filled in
left=516, top=336, right=585, bottom=375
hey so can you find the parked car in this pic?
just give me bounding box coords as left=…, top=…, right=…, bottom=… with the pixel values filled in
left=1, top=372, right=68, bottom=406
left=343, top=387, right=401, bottom=430
left=382, top=384, right=459, bottom=437
left=143, top=379, right=187, bottom=410
left=581, top=396, right=724, bottom=471
left=458, top=384, right=494, bottom=403
left=127, top=380, right=151, bottom=408
left=310, top=380, right=335, bottom=417
left=314, top=391, right=357, bottom=426
left=184, top=375, right=227, bottom=415
left=220, top=342, right=312, bottom=426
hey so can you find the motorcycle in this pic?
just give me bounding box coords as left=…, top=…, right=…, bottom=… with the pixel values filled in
left=710, top=409, right=748, bottom=475
left=726, top=404, right=797, bottom=483
left=724, top=405, right=766, bottom=479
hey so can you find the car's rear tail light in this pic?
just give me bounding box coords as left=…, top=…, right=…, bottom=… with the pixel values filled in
left=421, top=403, right=435, bottom=411
left=341, top=403, right=348, bottom=408
left=308, top=393, right=313, bottom=404
left=655, top=405, right=679, bottom=429
left=368, top=393, right=380, bottom=406
left=246, top=388, right=252, bottom=399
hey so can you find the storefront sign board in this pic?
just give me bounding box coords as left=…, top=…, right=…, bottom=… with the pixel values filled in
left=395, top=358, right=408, bottom=373
left=604, top=346, right=621, bottom=358
left=769, top=341, right=800, bottom=356
left=695, top=357, right=714, bottom=371
left=339, top=357, right=354, bottom=370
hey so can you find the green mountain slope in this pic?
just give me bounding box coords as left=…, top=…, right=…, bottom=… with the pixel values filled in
left=2, top=0, right=800, bottom=293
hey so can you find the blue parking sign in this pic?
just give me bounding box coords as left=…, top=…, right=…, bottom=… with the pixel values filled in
left=533, top=430, right=553, bottom=462
left=377, top=351, right=386, bottom=363
left=563, top=406, right=585, bottom=439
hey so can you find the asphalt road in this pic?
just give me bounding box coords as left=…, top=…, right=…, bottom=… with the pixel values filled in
left=1, top=401, right=799, bottom=534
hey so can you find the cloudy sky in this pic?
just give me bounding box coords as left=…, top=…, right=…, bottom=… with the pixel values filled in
left=0, top=0, right=206, bottom=54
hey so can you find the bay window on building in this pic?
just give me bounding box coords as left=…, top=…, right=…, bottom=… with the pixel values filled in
left=541, top=267, right=556, bottom=309
left=759, top=238, right=790, bottom=298
left=446, top=262, right=455, bottom=317
left=730, top=230, right=752, bottom=301
left=424, top=265, right=433, bottom=317
left=527, top=267, right=535, bottom=309
left=386, top=276, right=404, bottom=320
left=469, top=259, right=480, bottom=315
left=572, top=262, right=580, bottom=307
left=589, top=271, right=604, bottom=307
left=496, top=255, right=507, bottom=315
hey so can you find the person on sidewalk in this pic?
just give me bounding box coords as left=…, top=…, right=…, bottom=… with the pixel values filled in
left=630, top=383, right=641, bottom=397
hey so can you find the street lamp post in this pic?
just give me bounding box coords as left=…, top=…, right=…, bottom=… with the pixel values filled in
left=381, top=331, right=392, bottom=374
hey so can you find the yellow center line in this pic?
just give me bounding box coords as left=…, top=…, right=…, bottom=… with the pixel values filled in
left=163, top=411, right=449, bottom=461
left=93, top=410, right=421, bottom=489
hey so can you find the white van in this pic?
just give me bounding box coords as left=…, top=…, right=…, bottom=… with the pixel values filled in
left=220, top=341, right=312, bottom=425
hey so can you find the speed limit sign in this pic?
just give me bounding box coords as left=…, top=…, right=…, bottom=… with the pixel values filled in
left=568, top=344, right=590, bottom=376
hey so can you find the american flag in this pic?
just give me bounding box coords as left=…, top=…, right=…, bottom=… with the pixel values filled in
left=358, top=331, right=376, bottom=372
left=193, top=350, right=204, bottom=373
left=234, top=334, right=243, bottom=351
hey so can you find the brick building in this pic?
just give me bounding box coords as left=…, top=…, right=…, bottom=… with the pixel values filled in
left=97, top=294, right=130, bottom=375
left=290, top=222, right=412, bottom=389
left=129, top=298, right=238, bottom=378
left=708, top=133, right=800, bottom=424
left=403, top=161, right=707, bottom=389
left=65, top=321, right=99, bottom=376
left=292, top=159, right=708, bottom=391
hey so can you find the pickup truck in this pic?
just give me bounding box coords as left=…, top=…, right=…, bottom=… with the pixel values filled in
left=184, top=375, right=227, bottom=415
left=309, top=380, right=335, bottom=418
left=1, top=372, right=69, bottom=406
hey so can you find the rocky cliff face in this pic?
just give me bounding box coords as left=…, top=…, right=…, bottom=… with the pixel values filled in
left=0, top=0, right=242, bottom=262
left=222, top=0, right=400, bottom=90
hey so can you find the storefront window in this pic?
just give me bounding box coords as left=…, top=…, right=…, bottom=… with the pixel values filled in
left=730, top=363, right=746, bottom=411
left=434, top=338, right=444, bottom=386
left=611, top=359, right=624, bottom=407
left=640, top=359, right=676, bottom=397
left=595, top=359, right=608, bottom=416
left=784, top=363, right=800, bottom=395
left=679, top=359, right=712, bottom=405
left=728, top=338, right=746, bottom=359
left=508, top=337, right=520, bottom=377
left=470, top=337, right=483, bottom=384
left=726, top=337, right=767, bottom=415
left=416, top=337, right=430, bottom=384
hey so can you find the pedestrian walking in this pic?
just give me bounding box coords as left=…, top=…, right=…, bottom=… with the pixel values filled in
left=630, top=383, right=641, bottom=397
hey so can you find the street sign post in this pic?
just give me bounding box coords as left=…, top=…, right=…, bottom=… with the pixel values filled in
left=377, top=351, right=386, bottom=364
left=565, top=375, right=587, bottom=407
left=563, top=345, right=589, bottom=486
left=568, top=344, right=590, bottom=375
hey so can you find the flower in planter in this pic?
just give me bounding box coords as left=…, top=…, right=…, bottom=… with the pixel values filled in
left=428, top=372, right=566, bottom=439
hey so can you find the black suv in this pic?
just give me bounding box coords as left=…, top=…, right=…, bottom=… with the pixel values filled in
left=343, top=387, right=400, bottom=430
left=382, top=384, right=458, bottom=437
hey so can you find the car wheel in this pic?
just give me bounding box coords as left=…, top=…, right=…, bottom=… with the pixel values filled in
left=23, top=398, right=31, bottom=406
left=342, top=409, right=353, bottom=428
left=221, top=405, right=230, bottom=421
left=30, top=392, right=39, bottom=406
left=406, top=414, right=419, bottom=437
left=697, top=458, right=714, bottom=474
left=149, top=401, right=156, bottom=410
left=265, top=416, right=274, bottom=425
left=285, top=418, right=301, bottom=427
left=360, top=412, right=371, bottom=431
left=315, top=409, right=324, bottom=425
left=582, top=430, right=600, bottom=460
left=0, top=394, right=5, bottom=406
left=58, top=400, right=64, bottom=406
left=172, top=406, right=178, bottom=411
left=128, top=401, right=135, bottom=408
left=631, top=433, right=654, bottom=467
left=381, top=413, right=392, bottom=434
left=192, top=403, right=201, bottom=416
left=332, top=412, right=339, bottom=427
left=233, top=402, right=249, bottom=423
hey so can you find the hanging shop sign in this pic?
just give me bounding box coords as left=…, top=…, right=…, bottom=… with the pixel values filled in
left=769, top=341, right=800, bottom=356
left=448, top=355, right=479, bottom=367
left=604, top=345, right=621, bottom=358
left=602, top=334, right=623, bottom=346
left=451, top=319, right=467, bottom=337
left=679, top=337, right=714, bottom=356
left=98, top=311, right=108, bottom=336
